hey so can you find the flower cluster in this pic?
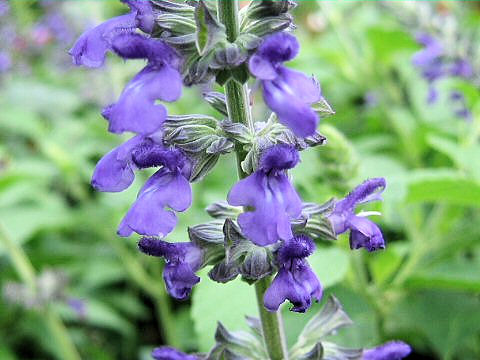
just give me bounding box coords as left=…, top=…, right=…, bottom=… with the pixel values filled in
left=412, top=32, right=474, bottom=119
left=71, top=1, right=191, bottom=240
left=70, top=1, right=410, bottom=358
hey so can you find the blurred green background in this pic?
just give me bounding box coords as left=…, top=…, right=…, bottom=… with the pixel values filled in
left=1, top=1, right=479, bottom=359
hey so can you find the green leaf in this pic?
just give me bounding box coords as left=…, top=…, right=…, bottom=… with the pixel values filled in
left=192, top=272, right=258, bottom=352
left=407, top=176, right=480, bottom=206
left=405, top=258, right=480, bottom=292
left=308, top=247, right=349, bottom=288
left=195, top=0, right=226, bottom=56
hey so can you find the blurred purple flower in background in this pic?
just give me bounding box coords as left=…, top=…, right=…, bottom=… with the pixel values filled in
left=0, top=52, right=11, bottom=73
left=151, top=346, right=198, bottom=360
left=363, top=341, right=411, bottom=360
left=412, top=32, right=474, bottom=118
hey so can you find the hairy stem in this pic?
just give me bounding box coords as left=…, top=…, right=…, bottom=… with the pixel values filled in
left=217, top=1, right=289, bottom=359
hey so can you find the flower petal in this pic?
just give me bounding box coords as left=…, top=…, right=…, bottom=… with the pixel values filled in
left=91, top=135, right=143, bottom=192
left=348, top=215, right=385, bottom=252
left=117, top=170, right=191, bottom=237
left=69, top=13, right=137, bottom=68
left=104, top=64, right=181, bottom=135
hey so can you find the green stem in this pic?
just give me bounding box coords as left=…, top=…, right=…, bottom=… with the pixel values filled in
left=0, top=223, right=36, bottom=290
left=255, top=277, right=289, bottom=360
left=45, top=310, right=82, bottom=360
left=217, top=1, right=288, bottom=359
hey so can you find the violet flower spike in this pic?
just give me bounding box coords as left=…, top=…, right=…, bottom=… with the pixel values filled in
left=264, top=234, right=322, bottom=313
left=328, top=178, right=386, bottom=252
left=249, top=32, right=322, bottom=138
left=363, top=341, right=411, bottom=360
left=227, top=144, right=302, bottom=246
left=138, top=238, right=203, bottom=300
left=102, top=34, right=182, bottom=135
left=91, top=135, right=165, bottom=192
left=117, top=148, right=192, bottom=238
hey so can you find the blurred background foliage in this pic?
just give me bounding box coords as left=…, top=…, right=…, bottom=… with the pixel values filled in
left=0, top=1, right=479, bottom=359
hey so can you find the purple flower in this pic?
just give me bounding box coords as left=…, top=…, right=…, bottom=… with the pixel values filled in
left=117, top=148, right=192, bottom=238
left=0, top=0, right=9, bottom=17
left=122, top=0, right=154, bottom=34
left=0, top=52, right=11, bottom=73
left=91, top=135, right=166, bottom=192
left=152, top=347, right=198, bottom=360
left=363, top=341, right=411, bottom=360
left=264, top=234, right=322, bottom=312
left=412, top=33, right=443, bottom=68
left=67, top=298, right=87, bottom=318
left=227, top=144, right=302, bottom=246
left=328, top=178, right=386, bottom=252
left=139, top=238, right=203, bottom=300
left=102, top=34, right=182, bottom=135
left=69, top=0, right=154, bottom=67
left=249, top=32, right=322, bottom=138
left=69, top=13, right=137, bottom=68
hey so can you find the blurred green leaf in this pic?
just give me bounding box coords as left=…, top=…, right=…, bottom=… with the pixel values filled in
left=191, top=270, right=257, bottom=352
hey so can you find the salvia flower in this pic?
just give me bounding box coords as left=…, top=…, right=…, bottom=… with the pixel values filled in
left=69, top=13, right=137, bottom=68
left=227, top=144, right=302, bottom=246
left=363, top=341, right=411, bottom=360
left=139, top=238, right=203, bottom=300
left=412, top=32, right=474, bottom=107
left=69, top=0, right=153, bottom=67
left=328, top=178, right=386, bottom=252
left=102, top=34, right=182, bottom=135
left=118, top=147, right=192, bottom=238
left=264, top=234, right=322, bottom=313
left=249, top=32, right=322, bottom=138
left=92, top=135, right=153, bottom=192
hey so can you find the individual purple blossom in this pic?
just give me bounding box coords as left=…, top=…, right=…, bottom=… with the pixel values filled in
left=328, top=178, right=386, bottom=252
left=91, top=135, right=164, bottom=192
left=227, top=144, right=302, bottom=246
left=117, top=147, right=192, bottom=238
left=69, top=13, right=137, bottom=68
left=264, top=234, right=322, bottom=313
left=69, top=0, right=154, bottom=67
left=363, top=341, right=411, bottom=360
left=249, top=32, right=322, bottom=138
left=139, top=238, right=203, bottom=300
left=102, top=34, right=182, bottom=135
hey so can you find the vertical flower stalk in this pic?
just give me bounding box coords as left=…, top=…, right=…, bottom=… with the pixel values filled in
left=217, top=1, right=289, bottom=359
